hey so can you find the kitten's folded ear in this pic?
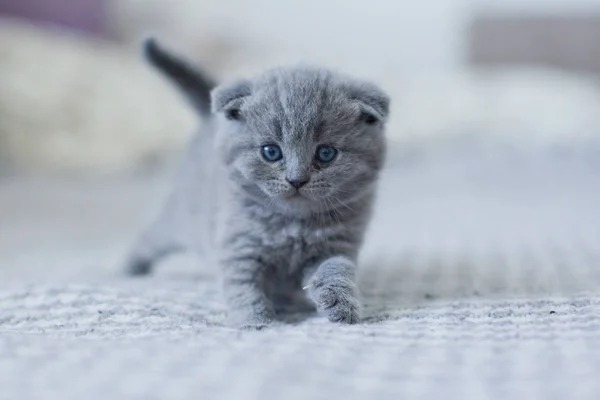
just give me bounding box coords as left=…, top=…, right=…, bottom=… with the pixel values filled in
left=142, top=37, right=216, bottom=117
left=211, top=80, right=253, bottom=115
left=348, top=81, right=391, bottom=122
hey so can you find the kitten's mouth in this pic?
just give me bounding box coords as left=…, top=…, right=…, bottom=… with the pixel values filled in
left=284, top=190, right=307, bottom=201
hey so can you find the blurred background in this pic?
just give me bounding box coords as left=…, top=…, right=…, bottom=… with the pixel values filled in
left=2, top=0, right=600, bottom=175
left=0, top=1, right=599, bottom=291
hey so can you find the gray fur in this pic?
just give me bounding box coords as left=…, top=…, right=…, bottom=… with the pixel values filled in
left=125, top=39, right=390, bottom=328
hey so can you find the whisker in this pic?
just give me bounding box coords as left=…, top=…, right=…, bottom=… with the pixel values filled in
left=317, top=199, right=332, bottom=251
left=324, top=197, right=343, bottom=224
left=333, top=196, right=355, bottom=213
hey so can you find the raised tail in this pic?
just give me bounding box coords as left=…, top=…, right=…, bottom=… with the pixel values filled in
left=142, top=37, right=216, bottom=117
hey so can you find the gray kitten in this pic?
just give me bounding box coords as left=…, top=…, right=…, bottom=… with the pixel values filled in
left=125, top=38, right=390, bottom=329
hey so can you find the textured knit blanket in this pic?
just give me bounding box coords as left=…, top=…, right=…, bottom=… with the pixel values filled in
left=1, top=144, right=599, bottom=399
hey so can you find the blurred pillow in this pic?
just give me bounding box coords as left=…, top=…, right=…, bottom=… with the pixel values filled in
left=0, top=19, right=197, bottom=175
left=384, top=68, right=600, bottom=148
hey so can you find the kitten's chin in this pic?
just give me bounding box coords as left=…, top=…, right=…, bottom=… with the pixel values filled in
left=256, top=188, right=326, bottom=217
left=269, top=194, right=319, bottom=217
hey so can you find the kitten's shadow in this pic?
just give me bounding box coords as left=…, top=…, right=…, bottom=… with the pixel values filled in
left=357, top=250, right=600, bottom=324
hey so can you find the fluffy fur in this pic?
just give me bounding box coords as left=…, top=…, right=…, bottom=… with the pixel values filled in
left=125, top=38, right=390, bottom=329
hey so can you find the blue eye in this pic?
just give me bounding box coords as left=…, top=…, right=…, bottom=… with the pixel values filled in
left=316, top=145, right=338, bottom=163
left=261, top=144, right=283, bottom=162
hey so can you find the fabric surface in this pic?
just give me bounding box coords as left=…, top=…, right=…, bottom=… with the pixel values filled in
left=1, top=144, right=600, bottom=399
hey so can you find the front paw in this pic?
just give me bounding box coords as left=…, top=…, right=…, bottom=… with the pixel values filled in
left=228, top=310, right=275, bottom=330
left=309, top=280, right=360, bottom=324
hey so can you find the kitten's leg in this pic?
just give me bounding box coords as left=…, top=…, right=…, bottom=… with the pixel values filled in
left=303, top=256, right=360, bottom=324
left=124, top=210, right=185, bottom=276
left=124, top=231, right=183, bottom=276
left=222, top=257, right=276, bottom=329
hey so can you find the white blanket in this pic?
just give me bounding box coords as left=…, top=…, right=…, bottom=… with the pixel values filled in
left=1, top=145, right=600, bottom=399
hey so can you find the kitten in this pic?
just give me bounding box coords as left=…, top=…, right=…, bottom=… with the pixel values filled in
left=125, top=38, right=390, bottom=329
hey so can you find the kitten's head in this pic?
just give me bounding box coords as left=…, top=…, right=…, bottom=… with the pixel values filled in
left=212, top=67, right=389, bottom=216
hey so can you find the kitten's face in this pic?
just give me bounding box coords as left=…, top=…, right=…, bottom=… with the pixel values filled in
left=213, top=68, right=389, bottom=216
